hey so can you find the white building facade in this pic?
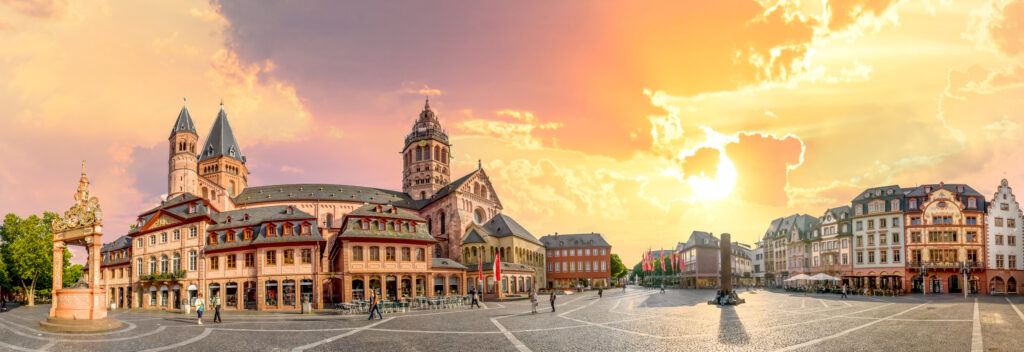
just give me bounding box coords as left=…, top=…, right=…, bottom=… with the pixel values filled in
left=986, top=179, right=1023, bottom=294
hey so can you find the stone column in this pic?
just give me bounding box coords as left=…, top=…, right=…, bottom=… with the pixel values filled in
left=50, top=242, right=64, bottom=317
left=396, top=275, right=404, bottom=301
left=91, top=239, right=103, bottom=288
left=720, top=233, right=733, bottom=293
left=427, top=275, right=435, bottom=297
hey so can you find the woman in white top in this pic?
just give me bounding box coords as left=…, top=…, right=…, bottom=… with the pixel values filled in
left=194, top=293, right=205, bottom=325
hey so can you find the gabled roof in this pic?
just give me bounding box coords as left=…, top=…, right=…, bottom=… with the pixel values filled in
left=681, top=231, right=719, bottom=249
left=130, top=193, right=212, bottom=235
left=199, top=105, right=245, bottom=162
left=411, top=170, right=480, bottom=209
left=538, top=233, right=611, bottom=249
left=170, top=105, right=197, bottom=137
left=461, top=228, right=487, bottom=245
left=431, top=257, right=468, bottom=270
left=483, top=214, right=541, bottom=246
left=100, top=235, right=132, bottom=267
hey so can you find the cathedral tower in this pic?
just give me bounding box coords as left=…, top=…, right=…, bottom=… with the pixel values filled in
left=403, top=98, right=451, bottom=200
left=168, top=101, right=199, bottom=199
left=198, top=102, right=249, bottom=198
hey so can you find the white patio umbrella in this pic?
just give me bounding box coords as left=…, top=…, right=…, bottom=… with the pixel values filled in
left=809, top=273, right=838, bottom=281
left=787, top=274, right=811, bottom=281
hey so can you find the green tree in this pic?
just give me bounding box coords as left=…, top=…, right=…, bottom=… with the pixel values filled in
left=62, top=264, right=83, bottom=288
left=0, top=212, right=58, bottom=306
left=609, top=254, right=627, bottom=279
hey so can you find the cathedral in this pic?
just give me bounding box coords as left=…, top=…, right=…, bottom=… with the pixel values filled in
left=90, top=99, right=546, bottom=311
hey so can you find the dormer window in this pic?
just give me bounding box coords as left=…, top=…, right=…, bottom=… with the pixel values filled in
left=267, top=224, right=277, bottom=236
left=226, top=216, right=232, bottom=223
left=226, top=230, right=236, bottom=242
left=283, top=223, right=293, bottom=236
left=361, top=219, right=369, bottom=230
left=243, top=213, right=249, bottom=221
left=393, top=221, right=401, bottom=231
left=188, top=203, right=196, bottom=214
left=229, top=146, right=236, bottom=157
left=301, top=223, right=310, bottom=235
left=410, top=223, right=416, bottom=232
left=909, top=198, right=917, bottom=209
left=286, top=206, right=294, bottom=215
left=376, top=205, right=383, bottom=213
left=925, top=186, right=931, bottom=193
left=392, top=207, right=398, bottom=214
left=957, top=185, right=964, bottom=193
left=208, top=233, right=218, bottom=245
left=968, top=198, right=976, bottom=208
left=243, top=228, right=253, bottom=240
left=377, top=220, right=385, bottom=231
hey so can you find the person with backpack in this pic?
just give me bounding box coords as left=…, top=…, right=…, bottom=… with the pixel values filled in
left=469, top=288, right=481, bottom=309
left=530, top=290, right=538, bottom=314
left=194, top=293, right=205, bottom=325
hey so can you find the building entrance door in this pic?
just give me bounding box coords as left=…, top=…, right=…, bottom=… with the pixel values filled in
left=949, top=275, right=962, bottom=293
left=911, top=276, right=924, bottom=293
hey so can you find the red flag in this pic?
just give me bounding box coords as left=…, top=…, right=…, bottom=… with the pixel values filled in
left=660, top=249, right=666, bottom=271
left=495, top=252, right=501, bottom=281
left=478, top=258, right=483, bottom=283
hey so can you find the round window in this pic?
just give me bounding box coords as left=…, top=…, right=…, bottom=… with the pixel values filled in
left=473, top=208, right=485, bottom=224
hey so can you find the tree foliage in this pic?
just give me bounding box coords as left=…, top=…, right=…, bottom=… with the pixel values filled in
left=609, top=254, right=627, bottom=279
left=62, top=264, right=83, bottom=288
left=0, top=212, right=59, bottom=306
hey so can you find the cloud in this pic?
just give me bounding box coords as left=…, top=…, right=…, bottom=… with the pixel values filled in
left=456, top=110, right=563, bottom=149
left=966, top=0, right=1024, bottom=57
left=279, top=165, right=304, bottom=174
left=1, top=0, right=67, bottom=19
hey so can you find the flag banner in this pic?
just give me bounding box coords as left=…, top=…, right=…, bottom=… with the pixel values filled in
left=495, top=252, right=501, bottom=281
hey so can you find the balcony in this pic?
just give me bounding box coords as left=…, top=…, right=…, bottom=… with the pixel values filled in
left=906, top=261, right=983, bottom=270
left=140, top=270, right=187, bottom=282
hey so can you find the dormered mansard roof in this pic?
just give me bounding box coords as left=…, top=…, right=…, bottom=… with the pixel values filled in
left=170, top=104, right=197, bottom=137
left=539, top=233, right=611, bottom=249
left=199, top=104, right=245, bottom=162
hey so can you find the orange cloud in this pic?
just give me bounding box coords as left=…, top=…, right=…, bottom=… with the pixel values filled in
left=1, top=0, right=67, bottom=19
left=967, top=0, right=1024, bottom=57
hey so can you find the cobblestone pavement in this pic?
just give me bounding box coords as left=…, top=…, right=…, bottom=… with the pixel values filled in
left=2, top=288, right=1024, bottom=351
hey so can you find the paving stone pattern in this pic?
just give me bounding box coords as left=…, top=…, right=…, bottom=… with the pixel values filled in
left=1, top=288, right=1022, bottom=351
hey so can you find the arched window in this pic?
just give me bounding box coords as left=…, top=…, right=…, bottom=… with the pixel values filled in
left=172, top=253, right=181, bottom=272
left=425, top=146, right=431, bottom=160
left=434, top=146, right=440, bottom=161
left=149, top=257, right=156, bottom=274
left=440, top=213, right=446, bottom=234
left=426, top=217, right=432, bottom=233
left=416, top=147, right=422, bottom=161
left=443, top=148, right=448, bottom=164
left=160, top=255, right=168, bottom=273
left=325, top=213, right=333, bottom=228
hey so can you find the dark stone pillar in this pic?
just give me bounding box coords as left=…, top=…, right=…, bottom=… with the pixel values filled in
left=720, top=233, right=732, bottom=293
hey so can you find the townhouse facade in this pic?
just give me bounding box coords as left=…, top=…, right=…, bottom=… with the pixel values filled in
left=850, top=185, right=907, bottom=292
left=985, top=179, right=1022, bottom=294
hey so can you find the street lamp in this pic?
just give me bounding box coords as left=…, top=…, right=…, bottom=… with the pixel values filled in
left=960, top=261, right=969, bottom=300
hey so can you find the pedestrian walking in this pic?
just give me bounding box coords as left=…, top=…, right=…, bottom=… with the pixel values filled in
left=213, top=295, right=222, bottom=323
left=530, top=290, right=538, bottom=314
left=598, top=287, right=603, bottom=299
left=469, top=288, right=481, bottom=309
left=622, top=284, right=626, bottom=294
left=367, top=289, right=383, bottom=320
left=549, top=291, right=556, bottom=312
left=194, top=293, right=205, bottom=325
left=841, top=284, right=848, bottom=299
left=660, top=283, right=665, bottom=294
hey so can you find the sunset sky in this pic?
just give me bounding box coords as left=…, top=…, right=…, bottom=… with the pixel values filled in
left=2, top=0, right=1023, bottom=265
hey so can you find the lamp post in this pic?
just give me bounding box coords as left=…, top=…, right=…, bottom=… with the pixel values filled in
left=921, top=265, right=928, bottom=295
left=961, top=262, right=969, bottom=300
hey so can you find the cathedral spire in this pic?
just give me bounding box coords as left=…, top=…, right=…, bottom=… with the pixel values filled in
left=170, top=99, right=198, bottom=137
left=424, top=96, right=430, bottom=110
left=199, top=103, right=245, bottom=163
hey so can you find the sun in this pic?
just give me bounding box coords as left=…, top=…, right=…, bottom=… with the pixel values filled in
left=686, top=152, right=737, bottom=201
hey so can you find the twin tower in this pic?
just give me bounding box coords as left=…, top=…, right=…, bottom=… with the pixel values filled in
left=166, top=98, right=452, bottom=204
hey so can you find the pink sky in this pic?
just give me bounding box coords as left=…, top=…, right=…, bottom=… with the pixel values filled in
left=2, top=0, right=1024, bottom=265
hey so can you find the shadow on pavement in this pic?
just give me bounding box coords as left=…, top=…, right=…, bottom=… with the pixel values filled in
left=717, top=305, right=749, bottom=345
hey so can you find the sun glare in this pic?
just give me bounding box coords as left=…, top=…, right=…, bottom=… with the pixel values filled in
left=686, top=151, right=737, bottom=201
